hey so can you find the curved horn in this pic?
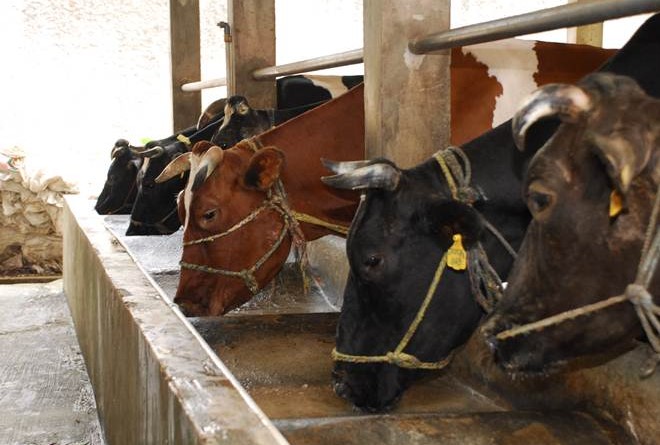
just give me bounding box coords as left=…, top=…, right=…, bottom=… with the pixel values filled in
left=321, top=158, right=373, bottom=175
left=513, top=84, right=591, bottom=151
left=111, top=139, right=130, bottom=159
left=322, top=162, right=401, bottom=191
left=192, top=146, right=225, bottom=191
left=155, top=152, right=191, bottom=183
left=197, top=98, right=227, bottom=130
left=128, top=145, right=146, bottom=154
left=140, top=146, right=165, bottom=158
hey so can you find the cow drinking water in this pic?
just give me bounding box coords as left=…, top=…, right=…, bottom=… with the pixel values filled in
left=95, top=139, right=143, bottom=215
left=482, top=72, right=660, bottom=376
left=322, top=14, right=660, bottom=412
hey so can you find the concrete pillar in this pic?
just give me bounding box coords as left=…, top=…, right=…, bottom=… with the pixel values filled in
left=227, top=0, right=277, bottom=108
left=170, top=0, right=202, bottom=132
left=364, top=0, right=451, bottom=168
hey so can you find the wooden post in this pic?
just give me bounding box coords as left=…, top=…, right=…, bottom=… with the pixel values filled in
left=227, top=0, right=276, bottom=109
left=364, top=0, right=451, bottom=168
left=170, top=0, right=201, bottom=132
left=567, top=0, right=604, bottom=46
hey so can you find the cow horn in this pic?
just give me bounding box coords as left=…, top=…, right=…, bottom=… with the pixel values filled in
left=322, top=162, right=401, bottom=191
left=155, top=152, right=191, bottom=183
left=128, top=145, right=146, bottom=154
left=321, top=158, right=373, bottom=174
left=111, top=139, right=130, bottom=159
left=140, top=146, right=165, bottom=158
left=192, top=146, right=224, bottom=191
left=111, top=146, right=125, bottom=159
left=513, top=83, right=591, bottom=151
left=197, top=98, right=227, bottom=130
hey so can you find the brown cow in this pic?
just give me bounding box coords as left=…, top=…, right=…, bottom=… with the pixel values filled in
left=483, top=73, right=660, bottom=376
left=156, top=85, right=364, bottom=316
left=157, top=40, right=615, bottom=317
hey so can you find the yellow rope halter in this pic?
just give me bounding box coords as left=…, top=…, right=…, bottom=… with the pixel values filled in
left=332, top=252, right=455, bottom=370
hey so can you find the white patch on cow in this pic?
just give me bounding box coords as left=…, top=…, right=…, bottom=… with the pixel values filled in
left=412, top=14, right=424, bottom=21
left=463, top=39, right=538, bottom=128
left=183, top=152, right=203, bottom=232
left=304, top=75, right=350, bottom=99
left=403, top=47, right=425, bottom=70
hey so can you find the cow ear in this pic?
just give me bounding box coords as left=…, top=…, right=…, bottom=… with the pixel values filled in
left=419, top=200, right=483, bottom=248
left=590, top=131, right=653, bottom=194
left=243, top=147, right=285, bottom=191
left=155, top=152, right=191, bottom=183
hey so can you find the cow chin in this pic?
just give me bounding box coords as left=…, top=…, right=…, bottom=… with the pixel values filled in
left=174, top=272, right=251, bottom=316
left=332, top=362, right=415, bottom=413
left=483, top=307, right=639, bottom=377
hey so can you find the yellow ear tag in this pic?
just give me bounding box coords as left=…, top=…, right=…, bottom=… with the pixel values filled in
left=176, top=134, right=192, bottom=146
left=447, top=234, right=467, bottom=271
left=609, top=189, right=623, bottom=217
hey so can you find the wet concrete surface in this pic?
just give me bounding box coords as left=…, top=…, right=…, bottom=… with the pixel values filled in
left=0, top=280, right=104, bottom=445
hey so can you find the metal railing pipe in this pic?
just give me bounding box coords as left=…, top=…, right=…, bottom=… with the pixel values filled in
left=251, top=48, right=363, bottom=80
left=181, top=77, right=227, bottom=92
left=409, top=0, right=660, bottom=54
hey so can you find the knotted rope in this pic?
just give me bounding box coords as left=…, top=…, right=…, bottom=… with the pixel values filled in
left=495, top=183, right=660, bottom=377
left=332, top=253, right=455, bottom=370
left=332, top=147, right=509, bottom=370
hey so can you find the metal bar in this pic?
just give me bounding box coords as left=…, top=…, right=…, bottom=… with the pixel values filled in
left=252, top=48, right=363, bottom=80
left=181, top=77, right=227, bottom=92
left=409, top=0, right=660, bottom=54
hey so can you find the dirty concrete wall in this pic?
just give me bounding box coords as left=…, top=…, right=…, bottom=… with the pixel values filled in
left=62, top=196, right=288, bottom=444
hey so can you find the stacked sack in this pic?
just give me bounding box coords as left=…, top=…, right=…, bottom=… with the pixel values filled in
left=0, top=146, right=78, bottom=276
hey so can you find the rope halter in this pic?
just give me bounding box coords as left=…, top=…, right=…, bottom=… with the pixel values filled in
left=332, top=147, right=509, bottom=370
left=180, top=138, right=350, bottom=296
left=495, top=183, right=660, bottom=377
left=180, top=187, right=300, bottom=295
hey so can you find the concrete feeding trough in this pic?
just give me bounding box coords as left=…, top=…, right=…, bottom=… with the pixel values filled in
left=63, top=195, right=659, bottom=445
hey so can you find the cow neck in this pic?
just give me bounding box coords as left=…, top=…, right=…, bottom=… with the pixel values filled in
left=253, top=84, right=364, bottom=241
left=495, top=182, right=660, bottom=377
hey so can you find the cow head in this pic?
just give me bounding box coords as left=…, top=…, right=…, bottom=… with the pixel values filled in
left=211, top=96, right=272, bottom=149
left=156, top=141, right=292, bottom=316
left=322, top=158, right=488, bottom=411
left=483, top=73, right=660, bottom=375
left=95, top=139, right=142, bottom=215
left=125, top=141, right=187, bottom=236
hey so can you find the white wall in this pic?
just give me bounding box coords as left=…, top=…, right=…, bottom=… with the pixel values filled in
left=0, top=1, right=651, bottom=196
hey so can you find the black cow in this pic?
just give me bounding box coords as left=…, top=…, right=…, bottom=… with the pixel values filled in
left=482, top=73, right=660, bottom=375
left=131, top=74, right=365, bottom=236
left=126, top=106, right=226, bottom=236
left=211, top=75, right=364, bottom=149
left=321, top=14, right=660, bottom=412
left=95, top=139, right=142, bottom=215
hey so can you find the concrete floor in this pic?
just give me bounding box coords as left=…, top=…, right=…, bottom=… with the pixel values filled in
left=0, top=280, right=104, bottom=445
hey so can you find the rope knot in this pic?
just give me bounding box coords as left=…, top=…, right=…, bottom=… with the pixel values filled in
left=626, top=283, right=653, bottom=308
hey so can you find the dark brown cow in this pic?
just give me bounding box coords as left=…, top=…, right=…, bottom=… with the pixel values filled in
left=483, top=73, right=660, bottom=376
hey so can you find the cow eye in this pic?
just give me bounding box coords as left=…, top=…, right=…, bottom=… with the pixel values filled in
left=364, top=255, right=383, bottom=268
left=202, top=209, right=218, bottom=221
left=526, top=185, right=554, bottom=218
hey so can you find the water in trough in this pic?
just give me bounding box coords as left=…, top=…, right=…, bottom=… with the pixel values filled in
left=98, top=213, right=641, bottom=444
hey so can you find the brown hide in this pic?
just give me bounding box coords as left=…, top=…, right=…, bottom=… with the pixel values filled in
left=483, top=73, right=660, bottom=374
left=449, top=42, right=615, bottom=146
left=175, top=85, right=364, bottom=315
